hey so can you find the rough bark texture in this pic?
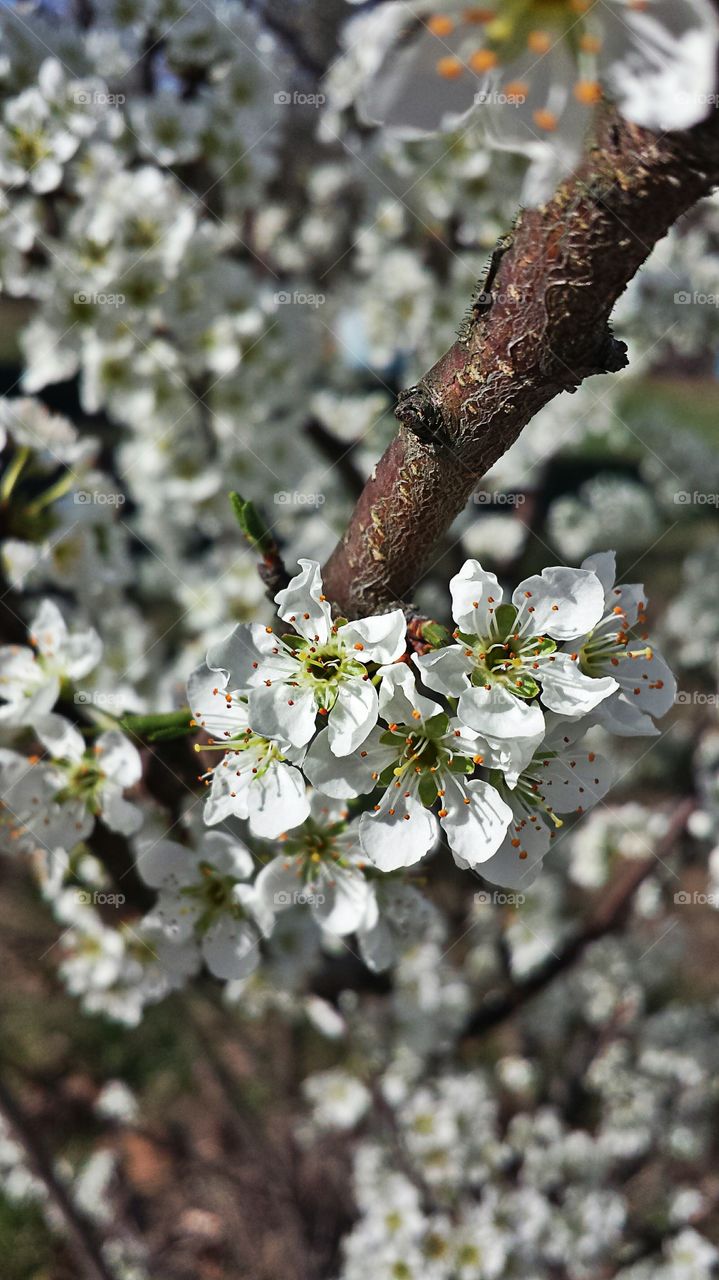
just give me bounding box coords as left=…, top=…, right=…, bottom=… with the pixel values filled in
left=323, top=105, right=719, bottom=616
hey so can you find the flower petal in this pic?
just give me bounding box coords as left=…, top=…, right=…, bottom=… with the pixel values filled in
left=328, top=678, right=379, bottom=756
left=248, top=682, right=317, bottom=748
left=359, top=792, right=438, bottom=872
left=513, top=566, right=605, bottom=639
left=439, top=776, right=512, bottom=869
left=450, top=559, right=504, bottom=636
left=338, top=609, right=406, bottom=664
left=304, top=727, right=393, bottom=799
left=274, top=559, right=332, bottom=643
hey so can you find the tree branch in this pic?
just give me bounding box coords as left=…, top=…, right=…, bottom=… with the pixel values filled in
left=323, top=105, right=719, bottom=615
left=0, top=1073, right=119, bottom=1280
left=460, top=798, right=695, bottom=1041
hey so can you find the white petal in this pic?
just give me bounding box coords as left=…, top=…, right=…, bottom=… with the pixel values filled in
left=450, top=560, right=504, bottom=636
left=202, top=917, right=260, bottom=980
left=613, top=650, right=676, bottom=722
left=304, top=727, right=394, bottom=798
left=247, top=762, right=310, bottom=838
left=255, top=855, right=304, bottom=915
left=206, top=622, right=294, bottom=690
left=102, top=788, right=143, bottom=836
left=35, top=713, right=85, bottom=761
left=600, top=0, right=719, bottom=131
left=338, top=609, right=406, bottom=664
left=359, top=792, right=437, bottom=872
left=187, top=664, right=249, bottom=741
left=513, top=567, right=605, bottom=640
left=135, top=837, right=194, bottom=890
left=274, top=559, right=332, bottom=643
left=413, top=645, right=473, bottom=697
left=95, top=730, right=142, bottom=787
left=539, top=653, right=618, bottom=718
left=356, top=5, right=480, bottom=137
left=458, top=683, right=545, bottom=745
left=534, top=745, right=613, bottom=816
left=581, top=551, right=617, bottom=598
left=377, top=662, right=440, bottom=725
left=439, top=776, right=512, bottom=869
left=315, top=868, right=372, bottom=937
left=328, top=678, right=378, bottom=756
left=480, top=818, right=552, bottom=889
left=203, top=830, right=254, bottom=880
left=248, top=682, right=317, bottom=748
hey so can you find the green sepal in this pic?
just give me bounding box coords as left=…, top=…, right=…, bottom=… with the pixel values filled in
left=508, top=673, right=540, bottom=700
left=418, top=773, right=439, bottom=807
left=424, top=712, right=449, bottom=739
left=447, top=755, right=474, bottom=775
left=493, top=603, right=519, bottom=640
left=421, top=621, right=453, bottom=649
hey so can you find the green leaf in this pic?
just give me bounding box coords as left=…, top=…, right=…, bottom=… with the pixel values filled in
left=121, top=708, right=194, bottom=740
left=228, top=491, right=273, bottom=554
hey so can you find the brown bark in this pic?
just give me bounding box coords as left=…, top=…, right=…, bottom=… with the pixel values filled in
left=323, top=105, right=719, bottom=616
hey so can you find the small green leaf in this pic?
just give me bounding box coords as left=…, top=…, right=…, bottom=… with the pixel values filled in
left=228, top=491, right=273, bottom=554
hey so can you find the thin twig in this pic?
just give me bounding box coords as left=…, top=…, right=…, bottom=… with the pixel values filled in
left=0, top=1073, right=119, bottom=1280
left=461, top=798, right=695, bottom=1040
